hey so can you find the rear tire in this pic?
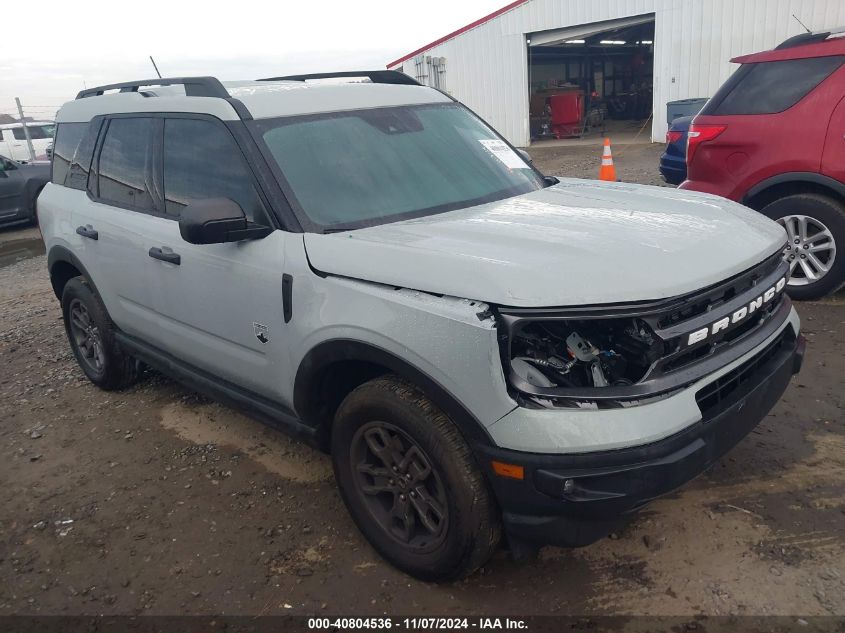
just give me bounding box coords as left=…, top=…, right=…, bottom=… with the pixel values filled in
left=61, top=277, right=139, bottom=390
left=331, top=375, right=501, bottom=581
left=759, top=193, right=845, bottom=300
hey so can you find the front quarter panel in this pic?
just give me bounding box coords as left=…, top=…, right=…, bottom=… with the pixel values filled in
left=285, top=234, right=516, bottom=428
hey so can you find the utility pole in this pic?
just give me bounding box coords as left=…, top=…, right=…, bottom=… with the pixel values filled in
left=14, top=98, right=36, bottom=162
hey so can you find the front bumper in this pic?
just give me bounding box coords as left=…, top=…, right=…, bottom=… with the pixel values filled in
left=475, top=326, right=805, bottom=548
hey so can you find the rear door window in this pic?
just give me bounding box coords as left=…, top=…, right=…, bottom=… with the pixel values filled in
left=703, top=56, right=844, bottom=116
left=96, top=118, right=155, bottom=212
left=51, top=123, right=87, bottom=185
left=162, top=118, right=267, bottom=222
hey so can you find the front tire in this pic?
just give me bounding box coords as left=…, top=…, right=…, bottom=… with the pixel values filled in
left=61, top=277, right=139, bottom=390
left=331, top=375, right=501, bottom=581
left=759, top=193, right=845, bottom=300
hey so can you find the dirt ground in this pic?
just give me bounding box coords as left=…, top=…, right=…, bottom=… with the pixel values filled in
left=0, top=144, right=843, bottom=618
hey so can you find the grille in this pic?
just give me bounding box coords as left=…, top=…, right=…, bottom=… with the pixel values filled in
left=657, top=251, right=783, bottom=330
left=695, top=327, right=793, bottom=415
left=659, top=293, right=784, bottom=374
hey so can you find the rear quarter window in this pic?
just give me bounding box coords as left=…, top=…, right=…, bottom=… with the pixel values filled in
left=51, top=123, right=87, bottom=185
left=66, top=119, right=103, bottom=191
left=702, top=56, right=844, bottom=116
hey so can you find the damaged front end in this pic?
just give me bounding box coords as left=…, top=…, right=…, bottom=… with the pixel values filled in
left=496, top=253, right=792, bottom=409
left=498, top=310, right=674, bottom=409
left=509, top=317, right=663, bottom=390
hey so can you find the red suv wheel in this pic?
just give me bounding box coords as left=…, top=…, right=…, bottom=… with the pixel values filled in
left=760, top=194, right=845, bottom=300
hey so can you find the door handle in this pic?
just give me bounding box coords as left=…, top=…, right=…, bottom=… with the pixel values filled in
left=75, top=225, right=98, bottom=240
left=148, top=247, right=181, bottom=265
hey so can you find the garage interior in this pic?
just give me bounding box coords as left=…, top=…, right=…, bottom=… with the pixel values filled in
left=527, top=14, right=655, bottom=143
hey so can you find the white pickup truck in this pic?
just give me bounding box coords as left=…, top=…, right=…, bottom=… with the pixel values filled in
left=0, top=121, right=54, bottom=162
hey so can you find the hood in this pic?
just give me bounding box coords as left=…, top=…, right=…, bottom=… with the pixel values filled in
left=303, top=179, right=787, bottom=307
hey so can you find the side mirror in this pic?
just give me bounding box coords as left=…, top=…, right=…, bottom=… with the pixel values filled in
left=179, top=198, right=269, bottom=244
left=516, top=148, right=533, bottom=165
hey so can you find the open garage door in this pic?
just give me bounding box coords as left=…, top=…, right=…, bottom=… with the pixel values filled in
left=527, top=14, right=655, bottom=142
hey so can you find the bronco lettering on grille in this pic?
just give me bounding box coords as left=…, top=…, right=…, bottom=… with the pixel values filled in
left=687, top=276, right=787, bottom=347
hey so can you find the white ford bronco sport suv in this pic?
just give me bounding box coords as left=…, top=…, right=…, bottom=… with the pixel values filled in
left=39, top=72, right=805, bottom=581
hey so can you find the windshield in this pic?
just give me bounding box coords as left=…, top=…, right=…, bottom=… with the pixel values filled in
left=253, top=103, right=545, bottom=231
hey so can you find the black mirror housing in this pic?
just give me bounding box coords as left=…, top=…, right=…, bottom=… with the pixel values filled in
left=179, top=198, right=269, bottom=244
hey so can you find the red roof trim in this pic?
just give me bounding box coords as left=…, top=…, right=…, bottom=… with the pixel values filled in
left=386, top=0, right=531, bottom=68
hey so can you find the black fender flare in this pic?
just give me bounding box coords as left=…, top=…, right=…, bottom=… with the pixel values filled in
left=743, top=172, right=845, bottom=206
left=47, top=245, right=101, bottom=300
left=24, top=177, right=48, bottom=213
left=294, top=339, right=495, bottom=447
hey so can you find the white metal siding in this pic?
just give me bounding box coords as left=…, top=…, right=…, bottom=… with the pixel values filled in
left=389, top=0, right=845, bottom=145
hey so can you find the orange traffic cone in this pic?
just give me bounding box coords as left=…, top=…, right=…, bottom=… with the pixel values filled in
left=599, top=138, right=617, bottom=181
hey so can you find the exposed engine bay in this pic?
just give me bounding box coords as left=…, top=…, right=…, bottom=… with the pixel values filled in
left=509, top=318, right=664, bottom=391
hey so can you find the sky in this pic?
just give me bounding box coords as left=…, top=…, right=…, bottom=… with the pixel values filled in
left=1, top=0, right=499, bottom=121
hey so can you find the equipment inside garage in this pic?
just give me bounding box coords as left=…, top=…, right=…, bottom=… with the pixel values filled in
left=528, top=15, right=655, bottom=140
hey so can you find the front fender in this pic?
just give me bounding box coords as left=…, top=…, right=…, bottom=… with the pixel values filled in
left=293, top=338, right=496, bottom=446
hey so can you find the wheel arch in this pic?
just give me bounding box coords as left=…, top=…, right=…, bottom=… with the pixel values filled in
left=47, top=245, right=99, bottom=301
left=24, top=178, right=47, bottom=215
left=743, top=172, right=845, bottom=211
left=293, top=339, right=495, bottom=451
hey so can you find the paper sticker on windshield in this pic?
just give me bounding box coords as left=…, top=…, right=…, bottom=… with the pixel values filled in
left=478, top=139, right=530, bottom=169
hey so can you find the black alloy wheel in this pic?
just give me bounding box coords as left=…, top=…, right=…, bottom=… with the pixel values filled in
left=350, top=421, right=449, bottom=552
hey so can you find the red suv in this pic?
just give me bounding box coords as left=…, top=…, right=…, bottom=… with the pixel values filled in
left=681, top=29, right=845, bottom=299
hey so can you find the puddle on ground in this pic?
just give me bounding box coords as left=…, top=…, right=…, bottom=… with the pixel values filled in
left=0, top=238, right=45, bottom=269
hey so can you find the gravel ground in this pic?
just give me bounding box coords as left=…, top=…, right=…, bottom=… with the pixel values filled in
left=529, top=142, right=669, bottom=186
left=0, top=146, right=843, bottom=617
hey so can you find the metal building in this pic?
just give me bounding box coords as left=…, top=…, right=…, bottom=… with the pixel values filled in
left=387, top=0, right=845, bottom=146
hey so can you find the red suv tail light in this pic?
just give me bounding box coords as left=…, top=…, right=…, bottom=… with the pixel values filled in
left=686, top=124, right=726, bottom=166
